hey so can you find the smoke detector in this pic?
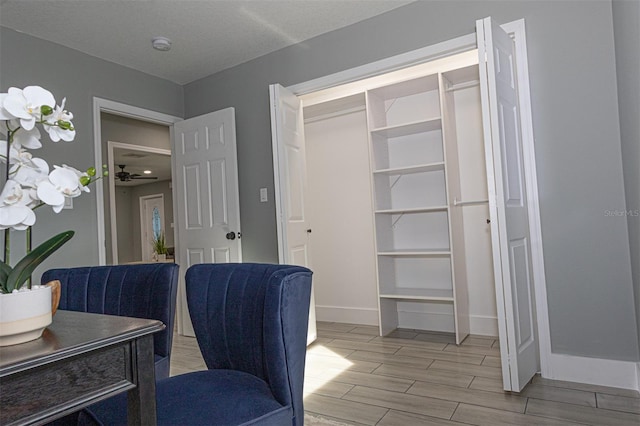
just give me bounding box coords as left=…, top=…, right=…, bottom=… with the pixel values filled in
left=152, top=37, right=172, bottom=52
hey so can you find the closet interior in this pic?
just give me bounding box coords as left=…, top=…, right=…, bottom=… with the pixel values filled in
left=302, top=50, right=496, bottom=344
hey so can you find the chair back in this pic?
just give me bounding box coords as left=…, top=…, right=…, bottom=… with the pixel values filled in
left=42, top=263, right=179, bottom=379
left=185, top=263, right=312, bottom=426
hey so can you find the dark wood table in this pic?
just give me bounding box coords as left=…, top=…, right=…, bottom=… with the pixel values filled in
left=0, top=310, right=164, bottom=425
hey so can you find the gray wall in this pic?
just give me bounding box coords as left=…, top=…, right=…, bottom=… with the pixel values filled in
left=115, top=187, right=135, bottom=263
left=100, top=112, right=171, bottom=264
left=183, top=1, right=638, bottom=361
left=0, top=27, right=183, bottom=278
left=612, top=0, right=640, bottom=354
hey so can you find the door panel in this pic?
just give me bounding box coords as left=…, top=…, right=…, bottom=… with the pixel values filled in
left=270, top=83, right=317, bottom=344
left=174, top=107, right=242, bottom=336
left=209, top=159, right=228, bottom=225
left=477, top=16, right=538, bottom=392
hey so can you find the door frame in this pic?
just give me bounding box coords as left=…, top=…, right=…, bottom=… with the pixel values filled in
left=92, top=98, right=181, bottom=266
left=107, top=141, right=172, bottom=264
left=273, top=20, right=552, bottom=378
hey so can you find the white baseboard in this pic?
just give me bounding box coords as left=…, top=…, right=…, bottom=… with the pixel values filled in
left=314, top=305, right=378, bottom=326
left=469, top=315, right=498, bottom=337
left=546, top=353, right=640, bottom=391
left=317, top=307, right=499, bottom=337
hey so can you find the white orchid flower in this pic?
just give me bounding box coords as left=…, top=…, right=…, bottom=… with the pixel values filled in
left=2, top=86, right=56, bottom=131
left=9, top=124, right=43, bottom=149
left=12, top=156, right=50, bottom=188
left=0, top=180, right=36, bottom=230
left=36, top=166, right=84, bottom=213
left=43, top=98, right=75, bottom=142
left=0, top=141, right=48, bottom=178
left=60, top=164, right=90, bottom=193
left=0, top=139, right=23, bottom=166
left=0, top=94, right=15, bottom=120
left=1, top=117, right=43, bottom=150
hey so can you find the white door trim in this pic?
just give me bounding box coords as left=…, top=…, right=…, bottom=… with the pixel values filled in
left=107, top=141, right=171, bottom=264
left=92, top=97, right=181, bottom=265
left=288, top=33, right=477, bottom=96
left=275, top=20, right=551, bottom=378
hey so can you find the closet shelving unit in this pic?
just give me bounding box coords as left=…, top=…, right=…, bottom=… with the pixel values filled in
left=366, top=72, right=471, bottom=343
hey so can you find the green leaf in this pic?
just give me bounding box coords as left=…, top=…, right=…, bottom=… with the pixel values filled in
left=6, top=230, right=75, bottom=292
left=0, top=262, right=12, bottom=294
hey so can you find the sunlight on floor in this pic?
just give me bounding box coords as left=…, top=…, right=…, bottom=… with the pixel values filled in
left=303, top=344, right=353, bottom=397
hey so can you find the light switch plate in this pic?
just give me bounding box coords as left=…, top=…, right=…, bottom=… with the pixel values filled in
left=260, top=188, right=268, bottom=202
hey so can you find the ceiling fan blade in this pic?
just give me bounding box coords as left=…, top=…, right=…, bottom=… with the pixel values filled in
left=130, top=176, right=158, bottom=179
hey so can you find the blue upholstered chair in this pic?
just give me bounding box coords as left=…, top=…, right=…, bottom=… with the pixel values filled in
left=41, top=263, right=180, bottom=380
left=79, top=262, right=313, bottom=426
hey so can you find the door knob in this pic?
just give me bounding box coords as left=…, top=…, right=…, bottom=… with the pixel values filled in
left=226, top=231, right=236, bottom=240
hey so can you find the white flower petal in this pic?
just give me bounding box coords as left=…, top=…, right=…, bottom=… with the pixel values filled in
left=14, top=166, right=48, bottom=187
left=3, top=94, right=31, bottom=120
left=0, top=180, right=23, bottom=204
left=50, top=167, right=79, bottom=187
left=12, top=126, right=42, bottom=149
left=23, top=86, right=56, bottom=110
left=0, top=94, right=16, bottom=120
left=36, top=180, right=65, bottom=207
left=31, top=157, right=50, bottom=174
left=0, top=204, right=30, bottom=227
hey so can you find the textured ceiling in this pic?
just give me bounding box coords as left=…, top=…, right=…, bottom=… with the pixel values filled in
left=1, top=0, right=412, bottom=85
left=113, top=148, right=172, bottom=187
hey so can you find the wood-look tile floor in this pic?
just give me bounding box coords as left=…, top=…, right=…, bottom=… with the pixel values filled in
left=170, top=322, right=640, bottom=425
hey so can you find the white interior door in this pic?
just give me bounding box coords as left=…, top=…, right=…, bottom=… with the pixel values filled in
left=140, top=194, right=165, bottom=262
left=174, top=107, right=242, bottom=336
left=477, top=17, right=539, bottom=392
left=270, top=84, right=317, bottom=344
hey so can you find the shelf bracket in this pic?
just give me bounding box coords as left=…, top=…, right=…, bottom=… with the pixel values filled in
left=391, top=212, right=405, bottom=228
left=389, top=174, right=402, bottom=189
left=384, top=98, right=398, bottom=113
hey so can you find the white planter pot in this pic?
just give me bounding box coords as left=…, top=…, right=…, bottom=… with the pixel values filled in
left=0, top=286, right=52, bottom=346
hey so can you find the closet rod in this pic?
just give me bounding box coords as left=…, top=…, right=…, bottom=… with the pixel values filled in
left=445, top=80, right=480, bottom=92
left=453, top=197, right=489, bottom=206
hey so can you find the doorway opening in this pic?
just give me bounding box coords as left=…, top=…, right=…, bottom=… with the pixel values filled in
left=107, top=141, right=173, bottom=264
left=92, top=98, right=181, bottom=266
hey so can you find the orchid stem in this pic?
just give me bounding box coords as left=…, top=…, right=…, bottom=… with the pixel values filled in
left=3, top=124, right=11, bottom=265
left=26, top=226, right=32, bottom=289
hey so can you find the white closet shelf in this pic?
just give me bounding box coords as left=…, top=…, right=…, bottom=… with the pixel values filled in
left=373, top=162, right=445, bottom=176
left=377, top=249, right=451, bottom=256
left=379, top=288, right=454, bottom=301
left=370, top=118, right=441, bottom=138
left=375, top=206, right=448, bottom=214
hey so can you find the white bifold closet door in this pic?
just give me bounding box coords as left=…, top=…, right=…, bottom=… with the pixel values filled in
left=477, top=17, right=538, bottom=392
left=269, top=83, right=317, bottom=344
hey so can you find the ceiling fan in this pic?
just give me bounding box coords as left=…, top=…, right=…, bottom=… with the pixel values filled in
left=115, top=164, right=158, bottom=182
